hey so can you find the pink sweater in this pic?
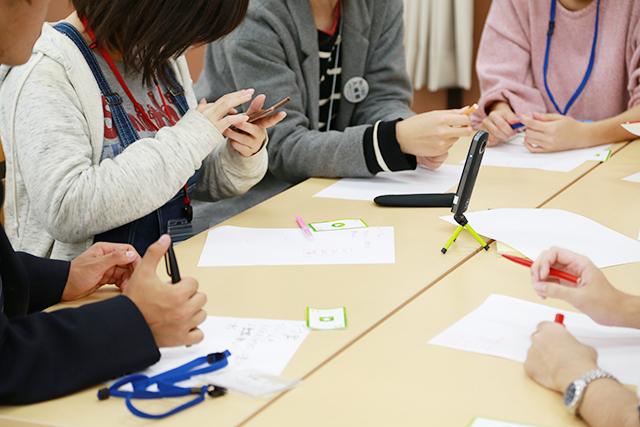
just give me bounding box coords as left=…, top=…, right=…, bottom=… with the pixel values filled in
left=472, top=0, right=640, bottom=128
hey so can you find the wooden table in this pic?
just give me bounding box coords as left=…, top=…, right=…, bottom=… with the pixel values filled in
left=238, top=139, right=640, bottom=427
left=0, top=137, right=631, bottom=426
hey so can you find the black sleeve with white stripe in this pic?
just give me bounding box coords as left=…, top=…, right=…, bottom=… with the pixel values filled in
left=363, top=120, right=417, bottom=174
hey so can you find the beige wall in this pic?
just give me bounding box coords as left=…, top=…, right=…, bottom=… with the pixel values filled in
left=45, top=0, right=492, bottom=113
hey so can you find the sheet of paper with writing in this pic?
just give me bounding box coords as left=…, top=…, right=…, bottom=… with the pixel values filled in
left=198, top=226, right=395, bottom=267
left=429, top=294, right=640, bottom=385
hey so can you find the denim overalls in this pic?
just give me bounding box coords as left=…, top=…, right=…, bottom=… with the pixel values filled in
left=55, top=23, right=198, bottom=255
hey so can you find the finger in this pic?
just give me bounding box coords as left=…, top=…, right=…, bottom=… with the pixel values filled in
left=252, top=111, right=287, bottom=129
left=524, top=141, right=547, bottom=153
left=175, top=277, right=199, bottom=301
left=442, top=114, right=472, bottom=127
left=136, top=234, right=171, bottom=275
left=483, top=118, right=510, bottom=142
left=199, top=98, right=207, bottom=105
left=246, top=94, right=266, bottom=116
left=493, top=115, right=517, bottom=140
left=220, top=114, right=250, bottom=129
left=533, top=112, right=563, bottom=122
left=185, top=327, right=205, bottom=346
left=520, top=114, right=547, bottom=132
left=188, top=308, right=208, bottom=331
left=213, top=89, right=255, bottom=114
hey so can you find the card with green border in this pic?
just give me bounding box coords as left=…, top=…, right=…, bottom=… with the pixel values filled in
left=306, top=307, right=347, bottom=330
left=307, top=219, right=367, bottom=232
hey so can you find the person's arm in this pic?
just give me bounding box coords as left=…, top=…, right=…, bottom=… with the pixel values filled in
left=194, top=95, right=284, bottom=202
left=524, top=322, right=640, bottom=427
left=0, top=235, right=207, bottom=405
left=530, top=247, right=640, bottom=328
left=518, top=18, right=640, bottom=153
left=474, top=0, right=547, bottom=142
left=0, top=295, right=160, bottom=404
left=200, top=34, right=375, bottom=183
left=6, top=56, right=249, bottom=244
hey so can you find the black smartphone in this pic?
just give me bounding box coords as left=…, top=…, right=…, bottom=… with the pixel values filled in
left=451, top=130, right=489, bottom=216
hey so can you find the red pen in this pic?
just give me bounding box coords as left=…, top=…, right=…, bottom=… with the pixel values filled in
left=554, top=313, right=565, bottom=326
left=500, top=254, right=580, bottom=283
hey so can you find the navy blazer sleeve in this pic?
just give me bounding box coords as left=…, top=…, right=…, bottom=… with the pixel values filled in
left=0, top=185, right=159, bottom=404
left=0, top=295, right=160, bottom=404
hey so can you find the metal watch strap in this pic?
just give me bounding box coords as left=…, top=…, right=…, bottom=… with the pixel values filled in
left=565, top=369, right=617, bottom=416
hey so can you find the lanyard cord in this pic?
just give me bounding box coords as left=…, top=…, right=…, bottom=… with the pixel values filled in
left=99, top=351, right=231, bottom=419
left=81, top=17, right=190, bottom=209
left=543, top=0, right=600, bottom=115
left=325, top=0, right=343, bottom=132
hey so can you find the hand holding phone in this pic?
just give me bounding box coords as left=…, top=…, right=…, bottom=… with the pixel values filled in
left=230, top=96, right=290, bottom=134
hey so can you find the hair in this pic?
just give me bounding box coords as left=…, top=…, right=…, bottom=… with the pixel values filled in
left=72, top=0, right=248, bottom=86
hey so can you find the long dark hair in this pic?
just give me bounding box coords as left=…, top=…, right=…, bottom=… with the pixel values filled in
left=72, top=0, right=248, bottom=86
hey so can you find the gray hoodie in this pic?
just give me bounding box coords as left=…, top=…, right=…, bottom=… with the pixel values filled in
left=0, top=23, right=268, bottom=260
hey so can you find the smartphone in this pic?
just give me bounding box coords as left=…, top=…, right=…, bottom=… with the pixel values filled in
left=246, top=97, right=290, bottom=123
left=230, top=96, right=290, bottom=135
left=451, top=130, right=489, bottom=216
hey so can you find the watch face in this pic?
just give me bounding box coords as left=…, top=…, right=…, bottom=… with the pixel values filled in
left=564, top=379, right=587, bottom=409
left=564, top=383, right=578, bottom=406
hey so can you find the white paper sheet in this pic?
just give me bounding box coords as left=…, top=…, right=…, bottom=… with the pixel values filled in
left=622, top=122, right=640, bottom=136
left=477, top=135, right=611, bottom=172
left=312, top=164, right=463, bottom=201
left=429, top=294, right=640, bottom=385
left=623, top=171, right=640, bottom=183
left=198, top=226, right=395, bottom=267
left=440, top=209, right=640, bottom=268
left=468, top=418, right=542, bottom=427
left=137, top=316, right=310, bottom=380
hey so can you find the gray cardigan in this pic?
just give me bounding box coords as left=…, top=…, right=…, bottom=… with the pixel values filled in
left=195, top=0, right=414, bottom=185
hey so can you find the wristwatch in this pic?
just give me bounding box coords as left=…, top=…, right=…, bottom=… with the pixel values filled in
left=564, top=369, right=617, bottom=416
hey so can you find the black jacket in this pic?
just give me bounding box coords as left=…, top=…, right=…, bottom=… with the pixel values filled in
left=0, top=186, right=160, bottom=404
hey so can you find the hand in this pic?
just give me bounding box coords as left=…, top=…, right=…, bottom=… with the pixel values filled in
left=530, top=247, right=627, bottom=327
left=196, top=89, right=255, bottom=135
left=480, top=101, right=520, bottom=146
left=521, top=112, right=590, bottom=152
left=396, top=109, right=473, bottom=158
left=524, top=321, right=598, bottom=392
left=417, top=152, right=449, bottom=170
left=222, top=94, right=286, bottom=157
left=124, top=235, right=207, bottom=347
left=63, top=242, right=140, bottom=301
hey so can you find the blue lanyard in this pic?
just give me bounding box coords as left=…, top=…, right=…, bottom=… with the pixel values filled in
left=543, top=0, right=600, bottom=115
left=98, top=351, right=231, bottom=419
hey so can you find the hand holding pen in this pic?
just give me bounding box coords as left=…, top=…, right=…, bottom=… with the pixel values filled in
left=528, top=247, right=632, bottom=328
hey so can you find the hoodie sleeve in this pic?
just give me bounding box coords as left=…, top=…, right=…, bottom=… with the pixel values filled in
left=6, top=54, right=226, bottom=244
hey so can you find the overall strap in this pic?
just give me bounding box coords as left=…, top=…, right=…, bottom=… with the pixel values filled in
left=53, top=22, right=141, bottom=148
left=163, top=67, right=190, bottom=116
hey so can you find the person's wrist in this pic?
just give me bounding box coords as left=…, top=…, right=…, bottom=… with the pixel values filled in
left=487, top=101, right=511, bottom=114
left=618, top=294, right=640, bottom=329
left=395, top=120, right=409, bottom=153
left=555, top=361, right=599, bottom=393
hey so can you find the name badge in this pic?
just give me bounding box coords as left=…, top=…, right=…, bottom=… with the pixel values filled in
left=343, top=77, right=369, bottom=104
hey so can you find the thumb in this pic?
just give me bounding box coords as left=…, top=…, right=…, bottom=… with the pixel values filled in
left=543, top=281, right=577, bottom=304
left=137, top=234, right=171, bottom=274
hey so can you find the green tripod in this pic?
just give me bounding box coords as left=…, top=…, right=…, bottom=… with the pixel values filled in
left=441, top=213, right=490, bottom=254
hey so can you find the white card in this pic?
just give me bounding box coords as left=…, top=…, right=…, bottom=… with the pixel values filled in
left=307, top=307, right=347, bottom=330
left=308, top=219, right=368, bottom=232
